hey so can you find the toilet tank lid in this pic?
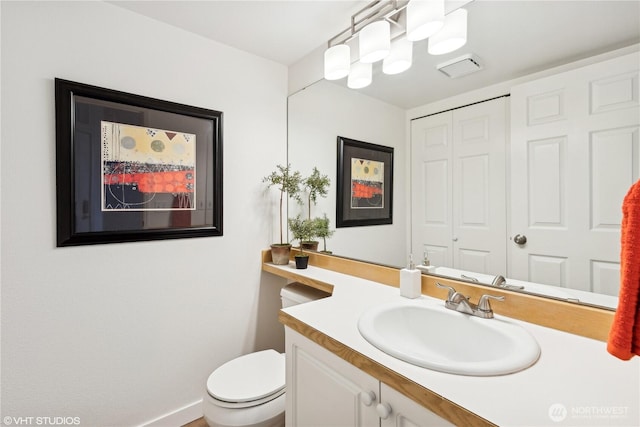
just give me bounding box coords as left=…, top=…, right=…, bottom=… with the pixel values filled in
left=207, top=349, right=285, bottom=403
left=280, top=282, right=330, bottom=305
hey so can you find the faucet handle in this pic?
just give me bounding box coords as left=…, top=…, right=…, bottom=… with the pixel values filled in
left=491, top=275, right=507, bottom=287
left=477, top=294, right=505, bottom=313
left=436, top=282, right=456, bottom=301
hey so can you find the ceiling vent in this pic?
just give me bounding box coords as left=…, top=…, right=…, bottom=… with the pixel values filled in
left=436, top=54, right=482, bottom=78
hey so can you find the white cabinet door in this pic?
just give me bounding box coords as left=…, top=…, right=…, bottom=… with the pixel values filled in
left=510, top=52, right=639, bottom=294
left=411, top=97, right=507, bottom=274
left=286, top=329, right=379, bottom=427
left=379, top=383, right=454, bottom=427
left=286, top=328, right=458, bottom=427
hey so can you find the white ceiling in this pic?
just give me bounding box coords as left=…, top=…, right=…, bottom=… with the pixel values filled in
left=110, top=1, right=640, bottom=108
left=109, top=0, right=370, bottom=65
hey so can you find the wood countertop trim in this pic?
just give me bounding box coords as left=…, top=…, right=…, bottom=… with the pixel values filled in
left=262, top=250, right=614, bottom=341
left=279, top=310, right=496, bottom=427
left=422, top=275, right=614, bottom=341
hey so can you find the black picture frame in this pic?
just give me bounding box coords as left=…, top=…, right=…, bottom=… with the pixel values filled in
left=55, top=78, right=223, bottom=246
left=336, top=136, right=393, bottom=228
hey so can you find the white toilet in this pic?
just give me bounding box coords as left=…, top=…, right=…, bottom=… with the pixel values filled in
left=203, top=283, right=330, bottom=427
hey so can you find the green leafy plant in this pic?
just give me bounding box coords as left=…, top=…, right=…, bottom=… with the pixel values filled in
left=288, top=215, right=315, bottom=256
left=302, top=167, right=330, bottom=220
left=263, top=164, right=302, bottom=245
left=290, top=167, right=331, bottom=250
left=314, top=214, right=335, bottom=253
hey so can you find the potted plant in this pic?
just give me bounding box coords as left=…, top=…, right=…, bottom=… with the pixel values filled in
left=288, top=215, right=315, bottom=269
left=263, top=164, right=302, bottom=265
left=298, top=167, right=330, bottom=251
left=314, top=214, right=335, bottom=254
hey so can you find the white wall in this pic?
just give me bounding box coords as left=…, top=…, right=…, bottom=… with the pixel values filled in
left=288, top=80, right=407, bottom=267
left=1, top=1, right=288, bottom=425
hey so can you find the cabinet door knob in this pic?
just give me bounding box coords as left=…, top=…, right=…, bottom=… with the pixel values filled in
left=376, top=402, right=392, bottom=419
left=359, top=390, right=376, bottom=406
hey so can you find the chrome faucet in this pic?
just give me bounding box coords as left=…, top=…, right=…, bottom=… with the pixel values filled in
left=491, top=275, right=507, bottom=287
left=491, top=274, right=525, bottom=290
left=436, top=283, right=505, bottom=319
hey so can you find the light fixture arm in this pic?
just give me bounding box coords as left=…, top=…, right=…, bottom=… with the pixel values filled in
left=327, top=0, right=472, bottom=48
left=328, top=0, right=408, bottom=48
left=324, top=0, right=473, bottom=88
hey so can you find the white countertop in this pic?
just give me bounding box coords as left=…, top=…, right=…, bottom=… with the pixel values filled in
left=276, top=263, right=640, bottom=427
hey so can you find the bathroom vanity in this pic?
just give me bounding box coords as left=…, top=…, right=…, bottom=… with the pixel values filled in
left=263, top=251, right=639, bottom=426
left=286, top=328, right=454, bottom=426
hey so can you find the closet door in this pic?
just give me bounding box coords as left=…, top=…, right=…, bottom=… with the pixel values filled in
left=510, top=52, right=639, bottom=294
left=452, top=98, right=507, bottom=273
left=411, top=111, right=454, bottom=267
left=411, top=98, right=507, bottom=273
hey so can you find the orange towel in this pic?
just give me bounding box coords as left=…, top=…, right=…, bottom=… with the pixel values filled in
left=608, top=179, right=640, bottom=360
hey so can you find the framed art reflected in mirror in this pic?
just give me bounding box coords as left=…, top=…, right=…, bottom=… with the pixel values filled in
left=55, top=78, right=223, bottom=246
left=336, top=136, right=393, bottom=228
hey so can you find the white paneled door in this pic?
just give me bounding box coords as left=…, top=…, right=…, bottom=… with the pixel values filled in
left=411, top=109, right=454, bottom=268
left=510, top=52, right=639, bottom=294
left=411, top=97, right=507, bottom=274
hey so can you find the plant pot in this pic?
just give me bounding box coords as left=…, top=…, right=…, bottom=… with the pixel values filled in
left=294, top=255, right=309, bottom=269
left=270, top=244, right=292, bottom=265
left=301, top=241, right=319, bottom=251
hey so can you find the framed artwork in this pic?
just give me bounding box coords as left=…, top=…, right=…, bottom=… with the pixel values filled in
left=336, top=136, right=393, bottom=228
left=55, top=78, right=223, bottom=246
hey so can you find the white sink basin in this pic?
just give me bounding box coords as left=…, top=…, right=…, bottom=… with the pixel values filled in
left=357, top=299, right=541, bottom=376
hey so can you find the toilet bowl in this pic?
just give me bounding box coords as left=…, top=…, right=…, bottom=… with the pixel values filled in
left=203, top=283, right=329, bottom=427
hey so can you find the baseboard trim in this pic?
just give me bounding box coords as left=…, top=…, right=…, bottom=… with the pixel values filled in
left=139, top=399, right=203, bottom=427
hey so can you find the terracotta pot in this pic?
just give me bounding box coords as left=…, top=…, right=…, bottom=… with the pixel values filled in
left=295, top=255, right=309, bottom=269
left=270, top=244, right=291, bottom=265
left=300, top=241, right=319, bottom=251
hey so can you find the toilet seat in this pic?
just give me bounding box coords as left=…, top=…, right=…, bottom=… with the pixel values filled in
left=207, top=350, right=285, bottom=409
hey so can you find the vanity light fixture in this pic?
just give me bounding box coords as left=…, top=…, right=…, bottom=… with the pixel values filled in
left=428, top=8, right=468, bottom=55
left=359, top=20, right=391, bottom=63
left=324, top=44, right=351, bottom=80
left=348, top=61, right=373, bottom=89
left=323, top=0, right=472, bottom=88
left=406, top=0, right=445, bottom=42
left=383, top=37, right=413, bottom=75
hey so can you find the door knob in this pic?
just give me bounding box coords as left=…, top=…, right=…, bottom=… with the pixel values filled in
left=513, top=234, right=527, bottom=245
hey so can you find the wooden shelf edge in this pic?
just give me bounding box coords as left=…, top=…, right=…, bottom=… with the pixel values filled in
left=423, top=275, right=614, bottom=341
left=261, top=251, right=334, bottom=294
left=262, top=249, right=614, bottom=342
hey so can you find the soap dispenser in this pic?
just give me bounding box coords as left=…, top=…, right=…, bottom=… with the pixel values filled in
left=420, top=251, right=437, bottom=274
left=400, top=254, right=422, bottom=299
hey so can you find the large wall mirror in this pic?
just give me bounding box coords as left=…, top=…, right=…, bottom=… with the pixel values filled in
left=287, top=1, right=640, bottom=310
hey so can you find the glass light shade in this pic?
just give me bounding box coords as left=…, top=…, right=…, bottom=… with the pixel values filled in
left=428, top=8, right=467, bottom=55
left=347, top=62, right=372, bottom=89
left=324, top=44, right=350, bottom=80
left=406, top=0, right=445, bottom=42
left=359, top=20, right=391, bottom=63
left=383, top=38, right=413, bottom=75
